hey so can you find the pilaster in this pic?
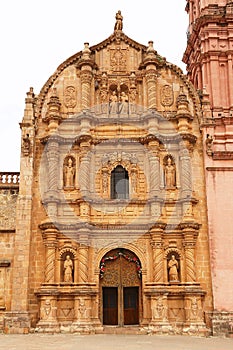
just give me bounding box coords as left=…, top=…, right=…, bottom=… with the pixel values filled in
left=5, top=88, right=36, bottom=333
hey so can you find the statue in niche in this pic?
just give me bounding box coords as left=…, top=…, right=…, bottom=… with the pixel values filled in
left=109, top=90, right=118, bottom=114
left=22, top=134, right=30, bottom=156
left=63, top=255, right=73, bottom=282
left=164, top=157, right=176, bottom=188
left=64, top=157, right=75, bottom=188
left=114, top=10, right=123, bottom=31
left=119, top=91, right=129, bottom=114
left=205, top=134, right=213, bottom=156
left=168, top=255, right=179, bottom=282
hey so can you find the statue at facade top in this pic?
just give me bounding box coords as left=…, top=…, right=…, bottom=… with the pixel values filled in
left=114, top=10, right=123, bottom=31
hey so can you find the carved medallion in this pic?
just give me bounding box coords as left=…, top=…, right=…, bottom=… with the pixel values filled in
left=160, top=84, right=174, bottom=107
left=64, top=86, right=77, bottom=108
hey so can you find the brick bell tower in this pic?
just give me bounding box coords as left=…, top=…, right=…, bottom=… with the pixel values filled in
left=183, top=0, right=233, bottom=336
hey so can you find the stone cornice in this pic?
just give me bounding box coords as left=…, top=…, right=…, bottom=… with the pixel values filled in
left=213, top=151, right=233, bottom=160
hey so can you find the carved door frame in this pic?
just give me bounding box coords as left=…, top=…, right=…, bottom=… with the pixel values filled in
left=100, top=248, right=142, bottom=326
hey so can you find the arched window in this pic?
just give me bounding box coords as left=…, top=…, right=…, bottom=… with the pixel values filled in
left=111, top=165, right=129, bottom=199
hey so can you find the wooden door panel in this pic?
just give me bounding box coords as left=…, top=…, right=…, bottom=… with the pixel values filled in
left=103, top=287, right=118, bottom=325
left=123, top=287, right=139, bottom=325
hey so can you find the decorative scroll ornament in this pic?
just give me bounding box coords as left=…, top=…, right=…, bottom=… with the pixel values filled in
left=160, top=84, right=174, bottom=107
left=100, top=251, right=142, bottom=279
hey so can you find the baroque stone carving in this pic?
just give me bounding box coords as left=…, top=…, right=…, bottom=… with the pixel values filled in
left=114, top=10, right=123, bottom=31
left=63, top=157, right=75, bottom=188
left=205, top=134, right=213, bottom=156
left=168, top=255, right=179, bottom=282
left=164, top=156, right=176, bottom=188
left=63, top=255, right=73, bottom=283
left=22, top=134, right=30, bottom=156
left=110, top=47, right=127, bottom=72
left=64, top=86, right=77, bottom=108
left=160, top=84, right=174, bottom=107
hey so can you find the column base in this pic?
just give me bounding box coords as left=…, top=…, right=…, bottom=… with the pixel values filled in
left=183, top=322, right=210, bottom=336
left=148, top=321, right=173, bottom=335
left=70, top=321, right=95, bottom=334
left=35, top=320, right=60, bottom=334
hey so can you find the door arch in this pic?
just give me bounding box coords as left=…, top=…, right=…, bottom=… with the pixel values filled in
left=99, top=248, right=142, bottom=326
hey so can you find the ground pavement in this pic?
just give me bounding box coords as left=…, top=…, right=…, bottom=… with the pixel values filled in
left=0, top=334, right=232, bottom=350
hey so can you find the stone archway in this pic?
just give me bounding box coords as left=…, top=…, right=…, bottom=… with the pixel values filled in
left=99, top=248, right=142, bottom=327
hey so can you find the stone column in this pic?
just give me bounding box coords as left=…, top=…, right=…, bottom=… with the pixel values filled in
left=150, top=225, right=165, bottom=283
left=4, top=88, right=36, bottom=333
left=144, top=41, right=158, bottom=109
left=148, top=137, right=160, bottom=197
left=78, top=231, right=90, bottom=283
left=181, top=224, right=198, bottom=283
left=179, top=146, right=192, bottom=198
left=77, top=43, right=94, bottom=111
left=46, top=138, right=59, bottom=219
left=146, top=69, right=157, bottom=109
left=42, top=228, right=58, bottom=284
left=80, top=69, right=93, bottom=110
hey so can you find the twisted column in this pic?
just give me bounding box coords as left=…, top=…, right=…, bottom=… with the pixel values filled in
left=78, top=244, right=89, bottom=283
left=179, top=147, right=192, bottom=197
left=150, top=227, right=164, bottom=283
left=184, top=242, right=196, bottom=282
left=80, top=70, right=92, bottom=110
left=149, top=154, right=160, bottom=197
left=148, top=138, right=160, bottom=197
left=47, top=140, right=59, bottom=192
left=42, top=229, right=58, bottom=283
left=181, top=225, right=198, bottom=283
left=146, top=70, right=157, bottom=109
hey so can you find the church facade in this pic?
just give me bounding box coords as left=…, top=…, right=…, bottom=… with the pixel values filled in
left=0, top=2, right=232, bottom=337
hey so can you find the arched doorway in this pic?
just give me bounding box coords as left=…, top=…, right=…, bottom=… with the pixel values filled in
left=99, top=248, right=142, bottom=326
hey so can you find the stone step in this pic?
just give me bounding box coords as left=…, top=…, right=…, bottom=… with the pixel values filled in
left=102, top=326, right=148, bottom=335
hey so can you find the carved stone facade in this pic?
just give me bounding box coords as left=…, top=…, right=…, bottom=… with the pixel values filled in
left=0, top=8, right=232, bottom=337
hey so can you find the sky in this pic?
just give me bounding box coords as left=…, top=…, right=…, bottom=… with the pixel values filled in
left=0, top=0, right=188, bottom=171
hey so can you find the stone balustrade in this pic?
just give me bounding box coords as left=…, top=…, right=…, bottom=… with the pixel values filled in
left=0, top=173, right=20, bottom=188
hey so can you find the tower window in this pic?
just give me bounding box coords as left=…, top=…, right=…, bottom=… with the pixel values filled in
left=111, top=165, right=129, bottom=199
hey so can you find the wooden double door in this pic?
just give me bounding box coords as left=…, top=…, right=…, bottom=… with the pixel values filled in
left=100, top=249, right=142, bottom=326
left=103, top=286, right=139, bottom=325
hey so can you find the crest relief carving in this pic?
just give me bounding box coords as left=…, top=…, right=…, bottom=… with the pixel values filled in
left=160, top=84, right=174, bottom=107
left=64, top=85, right=77, bottom=109
left=109, top=46, right=128, bottom=72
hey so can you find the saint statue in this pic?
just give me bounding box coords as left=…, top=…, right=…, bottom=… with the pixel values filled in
left=64, top=255, right=73, bottom=282
left=168, top=255, right=179, bottom=282
left=64, top=157, right=75, bottom=187
left=119, top=91, right=129, bottom=115
left=109, top=90, right=118, bottom=114
left=114, top=10, right=123, bottom=31
left=165, top=157, right=176, bottom=188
